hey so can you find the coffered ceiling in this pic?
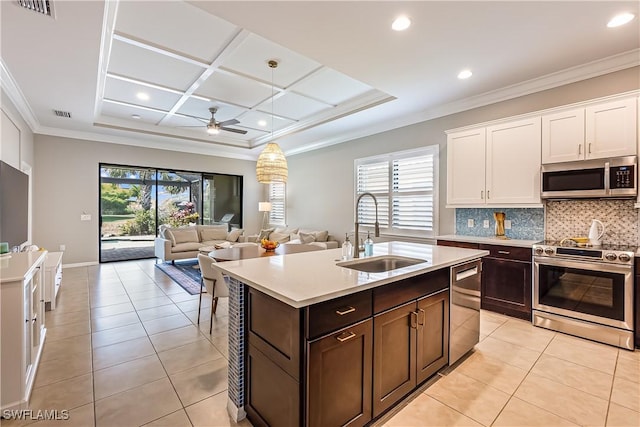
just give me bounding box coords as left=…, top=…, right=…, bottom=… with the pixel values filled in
left=1, top=1, right=639, bottom=160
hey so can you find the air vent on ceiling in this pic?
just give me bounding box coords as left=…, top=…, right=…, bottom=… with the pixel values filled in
left=18, top=0, right=53, bottom=17
left=53, top=109, right=71, bottom=118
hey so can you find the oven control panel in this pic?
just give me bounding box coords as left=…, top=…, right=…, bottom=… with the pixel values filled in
left=533, top=242, right=635, bottom=265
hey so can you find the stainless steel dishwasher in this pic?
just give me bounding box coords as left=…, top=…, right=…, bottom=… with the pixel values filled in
left=449, top=259, right=482, bottom=365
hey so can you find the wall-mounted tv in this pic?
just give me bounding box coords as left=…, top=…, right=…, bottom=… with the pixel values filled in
left=0, top=160, right=29, bottom=249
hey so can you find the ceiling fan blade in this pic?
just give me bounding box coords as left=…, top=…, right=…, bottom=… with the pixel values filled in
left=220, top=127, right=248, bottom=135
left=218, top=118, right=240, bottom=127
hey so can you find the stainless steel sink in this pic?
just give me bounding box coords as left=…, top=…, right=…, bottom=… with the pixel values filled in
left=337, top=255, right=426, bottom=273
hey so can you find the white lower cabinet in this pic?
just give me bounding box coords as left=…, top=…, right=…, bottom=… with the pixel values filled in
left=1, top=251, right=47, bottom=411
left=44, top=252, right=63, bottom=310
left=447, top=117, right=542, bottom=207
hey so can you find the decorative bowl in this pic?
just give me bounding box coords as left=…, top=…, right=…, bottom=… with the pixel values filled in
left=261, top=239, right=279, bottom=251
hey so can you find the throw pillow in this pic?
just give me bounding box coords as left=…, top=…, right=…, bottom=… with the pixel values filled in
left=170, top=227, right=199, bottom=245
left=299, top=229, right=329, bottom=242
left=274, top=226, right=299, bottom=235
left=200, top=227, right=228, bottom=242
left=269, top=231, right=291, bottom=243
left=257, top=228, right=275, bottom=242
left=227, top=228, right=243, bottom=242
left=299, top=232, right=316, bottom=244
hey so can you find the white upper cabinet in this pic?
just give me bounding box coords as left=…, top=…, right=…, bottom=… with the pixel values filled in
left=447, top=117, right=542, bottom=207
left=541, top=108, right=585, bottom=163
left=447, top=127, right=486, bottom=205
left=486, top=117, right=542, bottom=205
left=585, top=98, right=637, bottom=159
left=542, top=97, right=637, bottom=164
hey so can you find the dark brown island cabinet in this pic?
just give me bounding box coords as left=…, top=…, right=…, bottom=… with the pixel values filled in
left=245, top=267, right=451, bottom=427
left=437, top=240, right=532, bottom=320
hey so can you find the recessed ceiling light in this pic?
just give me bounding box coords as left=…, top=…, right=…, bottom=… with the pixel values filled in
left=607, top=12, right=635, bottom=28
left=392, top=16, right=411, bottom=31
left=258, top=119, right=267, bottom=127
left=136, top=92, right=149, bottom=101
left=458, top=69, right=473, bottom=80
left=131, top=114, right=141, bottom=119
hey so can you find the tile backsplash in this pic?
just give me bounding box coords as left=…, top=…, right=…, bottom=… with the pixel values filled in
left=455, top=208, right=544, bottom=241
left=455, top=200, right=639, bottom=246
left=545, top=199, right=639, bottom=246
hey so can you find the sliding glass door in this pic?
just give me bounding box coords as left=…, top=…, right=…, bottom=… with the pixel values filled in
left=99, top=164, right=243, bottom=262
left=100, top=166, right=157, bottom=262
left=202, top=174, right=243, bottom=230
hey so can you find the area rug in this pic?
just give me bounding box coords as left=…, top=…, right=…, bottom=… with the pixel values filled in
left=155, top=260, right=202, bottom=295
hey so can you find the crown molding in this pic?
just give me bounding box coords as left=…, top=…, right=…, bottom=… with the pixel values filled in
left=0, top=58, right=40, bottom=132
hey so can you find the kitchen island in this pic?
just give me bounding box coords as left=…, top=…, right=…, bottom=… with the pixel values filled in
left=214, top=241, right=488, bottom=426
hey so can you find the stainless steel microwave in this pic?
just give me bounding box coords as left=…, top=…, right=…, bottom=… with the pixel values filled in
left=541, top=156, right=637, bottom=199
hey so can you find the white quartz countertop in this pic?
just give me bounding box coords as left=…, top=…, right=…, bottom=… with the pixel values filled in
left=0, top=251, right=48, bottom=283
left=213, top=241, right=488, bottom=308
left=436, top=234, right=540, bottom=248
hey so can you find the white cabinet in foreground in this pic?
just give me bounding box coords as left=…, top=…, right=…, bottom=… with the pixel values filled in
left=1, top=251, right=47, bottom=411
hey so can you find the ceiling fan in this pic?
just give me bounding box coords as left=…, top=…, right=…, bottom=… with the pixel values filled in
left=189, top=107, right=247, bottom=135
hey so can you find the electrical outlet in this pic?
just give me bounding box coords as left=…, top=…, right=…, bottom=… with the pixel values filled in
left=59, top=244, right=66, bottom=251
left=504, top=220, right=512, bottom=229
left=81, top=214, right=91, bottom=221
left=483, top=220, right=489, bottom=228
left=467, top=219, right=474, bottom=227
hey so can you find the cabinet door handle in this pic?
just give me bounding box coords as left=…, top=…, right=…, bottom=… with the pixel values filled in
left=417, top=308, right=425, bottom=326
left=480, top=190, right=484, bottom=199
left=498, top=250, right=510, bottom=255
left=588, top=143, right=591, bottom=154
left=578, top=144, right=582, bottom=155
left=335, top=306, right=356, bottom=316
left=336, top=331, right=356, bottom=342
left=410, top=311, right=418, bottom=329
left=487, top=190, right=490, bottom=199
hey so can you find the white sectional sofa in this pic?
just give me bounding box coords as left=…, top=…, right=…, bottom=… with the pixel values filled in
left=247, top=226, right=339, bottom=250
left=154, top=224, right=249, bottom=262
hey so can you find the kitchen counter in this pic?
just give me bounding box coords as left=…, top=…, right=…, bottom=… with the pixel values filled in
left=436, top=234, right=540, bottom=248
left=214, top=241, right=488, bottom=308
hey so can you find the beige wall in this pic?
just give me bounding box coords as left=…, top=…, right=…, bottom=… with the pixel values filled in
left=33, top=136, right=259, bottom=265
left=286, top=67, right=640, bottom=244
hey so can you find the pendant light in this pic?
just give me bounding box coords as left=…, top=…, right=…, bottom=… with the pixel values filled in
left=256, top=60, right=288, bottom=184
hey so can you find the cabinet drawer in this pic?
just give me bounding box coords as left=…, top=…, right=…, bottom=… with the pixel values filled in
left=437, top=240, right=480, bottom=250
left=373, top=268, right=449, bottom=314
left=305, top=289, right=372, bottom=340
left=480, top=244, right=531, bottom=262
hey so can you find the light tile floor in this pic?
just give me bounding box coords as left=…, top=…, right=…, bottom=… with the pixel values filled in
left=1, top=259, right=638, bottom=427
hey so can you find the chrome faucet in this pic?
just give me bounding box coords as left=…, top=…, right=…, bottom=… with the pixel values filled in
left=354, top=192, right=380, bottom=258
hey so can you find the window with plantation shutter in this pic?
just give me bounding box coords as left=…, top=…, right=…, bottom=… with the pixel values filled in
left=356, top=146, right=438, bottom=238
left=268, top=182, right=286, bottom=226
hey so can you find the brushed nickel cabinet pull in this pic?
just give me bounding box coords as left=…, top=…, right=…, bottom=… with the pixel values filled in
left=335, top=306, right=356, bottom=315
left=417, top=308, right=425, bottom=326
left=336, top=331, right=356, bottom=342
left=487, top=190, right=490, bottom=199
left=588, top=143, right=591, bottom=154
left=498, top=250, right=510, bottom=255
left=578, top=144, right=582, bottom=155
left=480, top=190, right=484, bottom=199
left=410, top=311, right=418, bottom=329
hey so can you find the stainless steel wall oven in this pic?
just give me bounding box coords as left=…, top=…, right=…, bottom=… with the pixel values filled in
left=532, top=242, right=635, bottom=350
